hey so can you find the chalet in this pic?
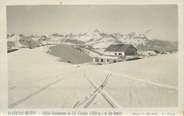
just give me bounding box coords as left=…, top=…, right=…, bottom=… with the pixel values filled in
left=93, top=55, right=123, bottom=65
left=93, top=44, right=137, bottom=64
left=104, top=44, right=137, bottom=56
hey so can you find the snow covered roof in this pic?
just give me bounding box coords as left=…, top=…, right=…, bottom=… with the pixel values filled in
left=105, top=44, right=136, bottom=52
left=93, top=55, right=120, bottom=59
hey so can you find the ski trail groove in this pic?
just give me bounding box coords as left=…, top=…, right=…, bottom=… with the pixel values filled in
left=100, top=70, right=178, bottom=90
left=9, top=70, right=77, bottom=108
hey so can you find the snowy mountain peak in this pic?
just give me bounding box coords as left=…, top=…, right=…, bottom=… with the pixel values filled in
left=7, top=31, right=177, bottom=53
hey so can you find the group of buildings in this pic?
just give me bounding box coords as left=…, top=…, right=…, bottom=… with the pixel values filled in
left=91, top=44, right=138, bottom=65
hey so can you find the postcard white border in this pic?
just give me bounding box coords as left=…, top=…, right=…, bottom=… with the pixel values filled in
left=0, top=0, right=183, bottom=114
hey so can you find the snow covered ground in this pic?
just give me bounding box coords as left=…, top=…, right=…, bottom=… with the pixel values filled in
left=8, top=46, right=178, bottom=108
left=82, top=53, right=178, bottom=107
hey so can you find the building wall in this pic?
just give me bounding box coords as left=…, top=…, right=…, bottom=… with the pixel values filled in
left=93, top=57, right=109, bottom=64
left=104, top=51, right=125, bottom=56
left=93, top=57, right=123, bottom=64
left=114, top=52, right=125, bottom=56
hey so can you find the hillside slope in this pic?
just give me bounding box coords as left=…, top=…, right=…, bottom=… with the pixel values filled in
left=48, top=44, right=92, bottom=64
left=8, top=47, right=178, bottom=108
left=100, top=53, right=178, bottom=86
left=83, top=53, right=178, bottom=107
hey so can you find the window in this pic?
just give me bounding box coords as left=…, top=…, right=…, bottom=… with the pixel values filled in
left=101, top=59, right=103, bottom=62
left=107, top=59, right=109, bottom=62
left=119, top=53, right=122, bottom=55
left=115, top=53, right=117, bottom=55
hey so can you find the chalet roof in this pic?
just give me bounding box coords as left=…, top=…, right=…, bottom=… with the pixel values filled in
left=105, top=44, right=136, bottom=52
left=93, top=55, right=120, bottom=59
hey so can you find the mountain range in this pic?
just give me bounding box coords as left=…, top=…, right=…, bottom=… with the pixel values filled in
left=7, top=29, right=177, bottom=53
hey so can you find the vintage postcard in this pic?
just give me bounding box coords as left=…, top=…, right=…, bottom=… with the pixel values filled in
left=0, top=0, right=184, bottom=115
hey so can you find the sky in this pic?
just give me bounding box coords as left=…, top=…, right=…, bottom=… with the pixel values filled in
left=7, top=5, right=178, bottom=41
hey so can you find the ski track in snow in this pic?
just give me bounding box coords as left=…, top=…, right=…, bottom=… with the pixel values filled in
left=99, top=70, right=178, bottom=91
left=8, top=70, right=78, bottom=108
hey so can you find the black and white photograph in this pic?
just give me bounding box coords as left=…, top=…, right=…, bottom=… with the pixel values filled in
left=7, top=5, right=178, bottom=108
